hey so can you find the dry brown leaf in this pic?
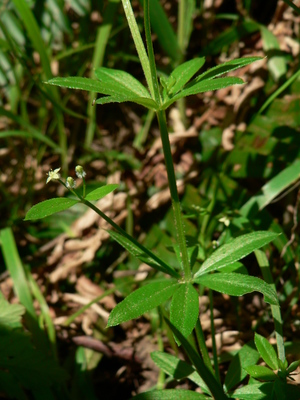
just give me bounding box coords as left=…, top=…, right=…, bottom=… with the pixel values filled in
left=76, top=275, right=116, bottom=309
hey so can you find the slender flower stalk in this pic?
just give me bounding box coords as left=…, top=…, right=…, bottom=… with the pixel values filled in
left=75, top=165, right=86, bottom=198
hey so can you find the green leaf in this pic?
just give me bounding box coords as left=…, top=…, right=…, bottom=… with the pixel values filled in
left=287, top=360, right=300, bottom=374
left=0, top=298, right=25, bottom=329
left=168, top=57, right=206, bottom=95
left=224, top=341, right=260, bottom=391
left=24, top=198, right=79, bottom=221
left=254, top=333, right=279, bottom=370
left=47, top=76, right=115, bottom=95
left=95, top=94, right=158, bottom=110
left=107, top=280, right=180, bottom=327
left=245, top=365, right=277, bottom=381
left=170, top=283, right=199, bottom=343
left=131, top=389, right=208, bottom=399
left=94, top=67, right=151, bottom=98
left=194, top=231, right=279, bottom=278
left=162, top=77, right=244, bottom=109
left=194, top=273, right=279, bottom=305
left=107, top=230, right=180, bottom=278
left=194, top=57, right=262, bottom=83
left=133, top=389, right=208, bottom=400
left=150, top=351, right=209, bottom=393
left=85, top=184, right=119, bottom=201
left=231, top=382, right=274, bottom=399
left=164, top=319, right=228, bottom=400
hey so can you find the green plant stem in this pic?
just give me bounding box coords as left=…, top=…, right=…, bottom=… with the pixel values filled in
left=195, top=319, right=214, bottom=374
left=144, top=0, right=189, bottom=274
left=166, top=319, right=228, bottom=399
left=121, top=0, right=154, bottom=98
left=143, top=0, right=160, bottom=104
left=200, top=180, right=218, bottom=247
left=156, top=329, right=166, bottom=390
left=82, top=177, right=86, bottom=198
left=143, top=0, right=189, bottom=277
left=254, top=249, right=285, bottom=362
left=156, top=109, right=190, bottom=278
left=208, top=290, right=221, bottom=383
left=282, top=0, right=300, bottom=15
left=67, top=189, right=180, bottom=279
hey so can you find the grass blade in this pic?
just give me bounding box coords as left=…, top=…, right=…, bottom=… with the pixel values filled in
left=0, top=130, right=61, bottom=151
left=0, top=228, right=36, bottom=319
left=85, top=0, right=120, bottom=147
left=138, top=0, right=181, bottom=62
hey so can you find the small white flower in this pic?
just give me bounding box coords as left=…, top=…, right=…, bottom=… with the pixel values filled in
left=219, top=216, right=230, bottom=227
left=46, top=168, right=61, bottom=184
left=66, top=177, right=76, bottom=189
left=212, top=240, right=219, bottom=249
left=75, top=165, right=86, bottom=179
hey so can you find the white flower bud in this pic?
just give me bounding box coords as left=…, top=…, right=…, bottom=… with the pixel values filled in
left=66, top=177, right=76, bottom=189
left=75, top=165, right=86, bottom=179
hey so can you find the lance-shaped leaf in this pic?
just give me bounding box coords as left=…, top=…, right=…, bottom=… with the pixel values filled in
left=194, top=56, right=262, bottom=83
left=132, top=389, right=209, bottom=399
left=95, top=94, right=158, bottom=110
left=245, top=365, right=277, bottom=381
left=194, top=273, right=279, bottom=305
left=167, top=57, right=206, bottom=95
left=162, top=77, right=244, bottom=109
left=224, top=341, right=260, bottom=392
left=94, top=67, right=151, bottom=98
left=194, top=231, right=279, bottom=278
left=107, top=280, right=180, bottom=327
left=85, top=184, right=119, bottom=201
left=47, top=69, right=154, bottom=106
left=170, top=283, right=199, bottom=343
left=24, top=198, right=79, bottom=221
left=107, top=230, right=180, bottom=278
left=151, top=351, right=209, bottom=393
left=254, top=333, right=278, bottom=371
left=231, top=382, right=274, bottom=399
left=47, top=77, right=114, bottom=95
